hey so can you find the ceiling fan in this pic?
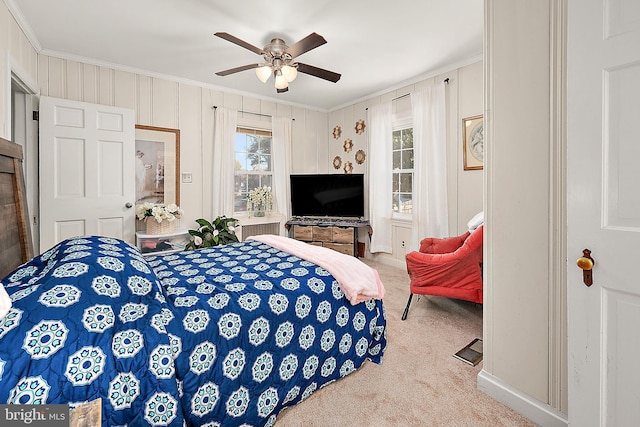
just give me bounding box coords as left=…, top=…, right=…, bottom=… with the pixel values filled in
left=214, top=32, right=341, bottom=93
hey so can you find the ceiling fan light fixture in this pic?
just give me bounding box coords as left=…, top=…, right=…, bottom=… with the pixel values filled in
left=255, top=65, right=272, bottom=83
left=214, top=32, right=340, bottom=93
left=281, top=64, right=298, bottom=82
left=274, top=72, right=288, bottom=90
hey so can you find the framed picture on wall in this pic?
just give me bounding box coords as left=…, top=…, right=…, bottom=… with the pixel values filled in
left=135, top=125, right=180, bottom=205
left=463, top=115, right=483, bottom=171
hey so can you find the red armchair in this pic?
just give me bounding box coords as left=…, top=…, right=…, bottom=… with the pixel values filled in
left=402, top=225, right=483, bottom=320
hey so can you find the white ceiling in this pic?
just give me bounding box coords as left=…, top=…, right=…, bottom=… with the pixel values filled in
left=8, top=0, right=483, bottom=111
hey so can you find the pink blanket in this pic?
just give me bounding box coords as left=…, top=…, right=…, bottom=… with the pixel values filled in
left=248, top=235, right=385, bottom=305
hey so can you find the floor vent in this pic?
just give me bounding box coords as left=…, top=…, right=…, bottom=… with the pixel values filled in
left=239, top=222, right=280, bottom=241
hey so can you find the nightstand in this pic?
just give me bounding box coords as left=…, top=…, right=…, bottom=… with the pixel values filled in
left=135, top=229, right=190, bottom=257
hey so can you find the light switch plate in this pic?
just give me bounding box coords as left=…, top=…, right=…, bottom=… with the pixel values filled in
left=181, top=173, right=193, bottom=183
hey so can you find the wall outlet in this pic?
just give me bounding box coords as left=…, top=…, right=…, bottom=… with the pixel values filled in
left=401, top=240, right=405, bottom=247
left=181, top=173, right=193, bottom=183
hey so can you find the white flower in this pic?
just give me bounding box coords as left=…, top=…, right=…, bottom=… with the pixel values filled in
left=247, top=185, right=273, bottom=213
left=213, top=229, right=219, bottom=237
left=135, top=203, right=183, bottom=223
left=193, top=235, right=203, bottom=245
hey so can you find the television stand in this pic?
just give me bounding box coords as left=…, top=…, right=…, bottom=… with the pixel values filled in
left=285, top=217, right=371, bottom=257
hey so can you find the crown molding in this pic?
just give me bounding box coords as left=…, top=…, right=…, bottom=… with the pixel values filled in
left=40, top=48, right=328, bottom=113
left=328, top=53, right=483, bottom=112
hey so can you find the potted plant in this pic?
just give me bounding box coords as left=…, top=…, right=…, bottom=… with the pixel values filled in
left=185, top=216, right=239, bottom=250
left=136, top=202, right=183, bottom=235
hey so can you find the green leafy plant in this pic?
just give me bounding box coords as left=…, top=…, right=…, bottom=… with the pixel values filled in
left=185, top=216, right=239, bottom=250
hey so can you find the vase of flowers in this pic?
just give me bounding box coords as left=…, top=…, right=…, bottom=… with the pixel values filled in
left=247, top=185, right=272, bottom=217
left=136, top=202, right=183, bottom=235
left=185, top=216, right=239, bottom=250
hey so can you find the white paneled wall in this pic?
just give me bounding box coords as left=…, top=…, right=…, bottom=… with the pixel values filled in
left=330, top=62, right=484, bottom=266
left=0, top=4, right=38, bottom=139
left=480, top=1, right=568, bottom=424
left=36, top=55, right=329, bottom=230
left=327, top=102, right=368, bottom=176
left=290, top=107, right=329, bottom=174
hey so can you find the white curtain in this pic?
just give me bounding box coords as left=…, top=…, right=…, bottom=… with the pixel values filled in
left=271, top=116, right=292, bottom=235
left=368, top=102, right=393, bottom=253
left=212, top=106, right=237, bottom=217
left=410, top=82, right=448, bottom=250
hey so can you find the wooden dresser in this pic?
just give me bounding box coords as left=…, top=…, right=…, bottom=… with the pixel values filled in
left=286, top=217, right=370, bottom=257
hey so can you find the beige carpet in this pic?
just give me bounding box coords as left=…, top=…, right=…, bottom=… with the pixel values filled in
left=276, top=260, right=537, bottom=427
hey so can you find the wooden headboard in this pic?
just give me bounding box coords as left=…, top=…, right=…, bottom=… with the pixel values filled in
left=0, top=137, right=34, bottom=278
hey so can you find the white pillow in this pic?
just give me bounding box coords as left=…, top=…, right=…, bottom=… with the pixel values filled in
left=0, top=283, right=11, bottom=320
left=467, top=211, right=484, bottom=232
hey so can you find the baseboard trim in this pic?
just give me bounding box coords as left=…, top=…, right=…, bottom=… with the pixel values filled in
left=364, top=252, right=406, bottom=270
left=477, top=370, right=568, bottom=427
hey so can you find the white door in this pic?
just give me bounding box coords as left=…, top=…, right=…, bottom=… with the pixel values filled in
left=567, top=0, right=640, bottom=425
left=39, top=96, right=136, bottom=252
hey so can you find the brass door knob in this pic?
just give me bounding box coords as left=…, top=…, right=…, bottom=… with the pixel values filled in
left=577, top=249, right=595, bottom=286
left=577, top=256, right=593, bottom=270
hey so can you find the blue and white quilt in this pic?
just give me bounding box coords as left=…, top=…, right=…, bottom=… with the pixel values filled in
left=0, top=236, right=386, bottom=426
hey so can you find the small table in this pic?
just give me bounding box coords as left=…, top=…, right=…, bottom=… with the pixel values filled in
left=135, top=229, right=190, bottom=257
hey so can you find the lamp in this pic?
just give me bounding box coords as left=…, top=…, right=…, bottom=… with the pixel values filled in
left=255, top=65, right=271, bottom=83
left=281, top=65, right=297, bottom=82
left=274, top=70, right=288, bottom=90
left=253, top=39, right=299, bottom=91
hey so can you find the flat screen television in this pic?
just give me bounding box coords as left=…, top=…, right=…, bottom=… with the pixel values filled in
left=290, top=174, right=365, bottom=218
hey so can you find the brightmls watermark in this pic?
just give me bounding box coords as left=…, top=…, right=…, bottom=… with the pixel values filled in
left=0, top=405, right=68, bottom=426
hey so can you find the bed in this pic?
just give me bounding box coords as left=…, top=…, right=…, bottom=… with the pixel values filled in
left=0, top=137, right=387, bottom=426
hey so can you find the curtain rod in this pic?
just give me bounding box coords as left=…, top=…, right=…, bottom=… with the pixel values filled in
left=212, top=106, right=295, bottom=121
left=392, top=93, right=410, bottom=102
left=365, top=78, right=450, bottom=110
left=211, top=76, right=450, bottom=117
left=391, top=78, right=450, bottom=102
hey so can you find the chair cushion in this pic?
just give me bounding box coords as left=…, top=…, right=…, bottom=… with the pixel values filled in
left=419, top=232, right=469, bottom=254
left=467, top=211, right=484, bottom=231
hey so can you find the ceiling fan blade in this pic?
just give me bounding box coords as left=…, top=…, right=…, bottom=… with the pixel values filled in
left=276, top=87, right=289, bottom=94
left=215, top=64, right=260, bottom=76
left=296, top=63, right=341, bottom=83
left=214, top=32, right=264, bottom=55
left=286, top=33, right=327, bottom=58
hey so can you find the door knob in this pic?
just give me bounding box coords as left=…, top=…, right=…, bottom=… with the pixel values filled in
left=125, top=202, right=133, bottom=208
left=577, top=248, right=595, bottom=287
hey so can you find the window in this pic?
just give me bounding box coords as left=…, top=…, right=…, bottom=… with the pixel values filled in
left=392, top=127, right=413, bottom=214
left=234, top=127, right=272, bottom=213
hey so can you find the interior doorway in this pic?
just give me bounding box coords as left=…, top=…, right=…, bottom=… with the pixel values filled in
left=10, top=74, right=39, bottom=250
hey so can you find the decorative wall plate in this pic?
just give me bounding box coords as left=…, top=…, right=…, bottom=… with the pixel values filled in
left=355, top=119, right=366, bottom=135
left=343, top=161, right=353, bottom=174
left=332, top=125, right=342, bottom=139
left=333, top=156, right=342, bottom=169
left=355, top=149, right=366, bottom=164
left=343, top=138, right=353, bottom=153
